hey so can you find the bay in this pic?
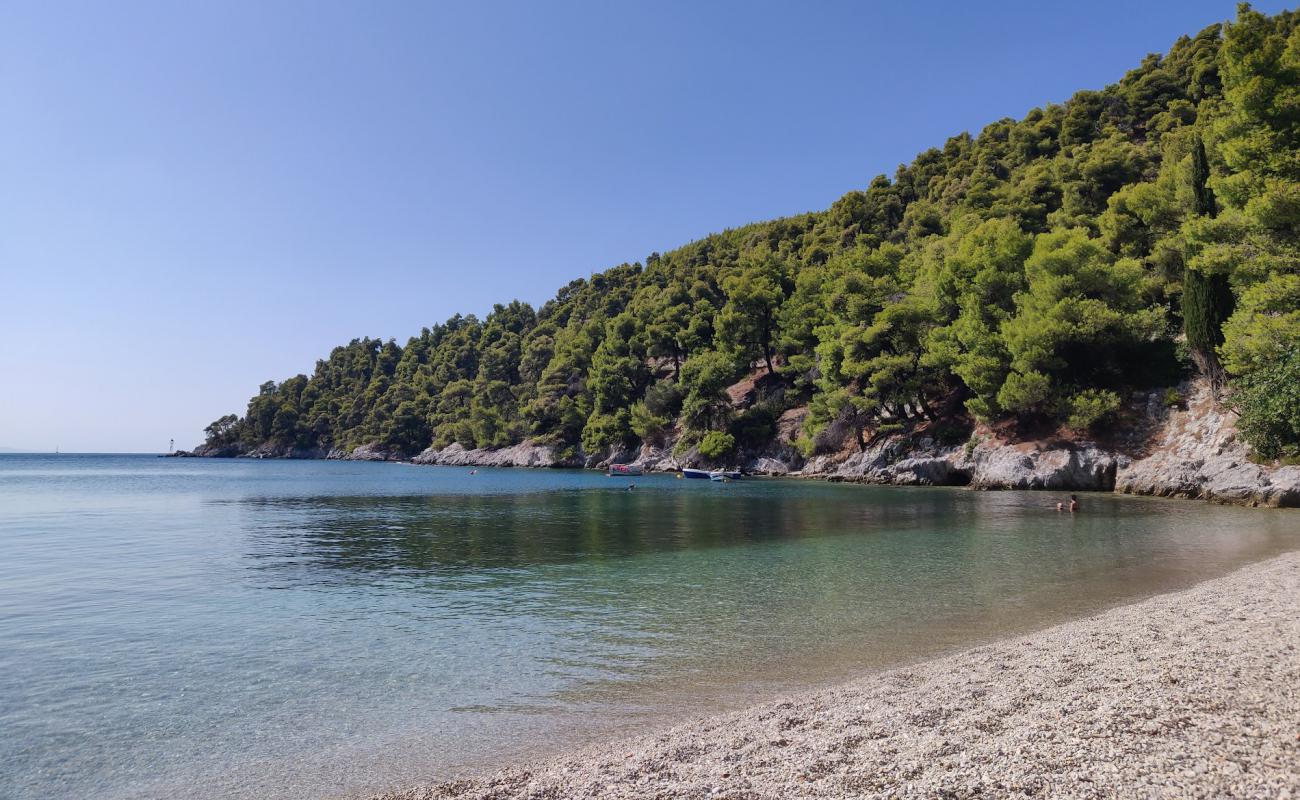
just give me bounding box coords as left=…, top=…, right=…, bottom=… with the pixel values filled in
left=1, top=454, right=1295, bottom=799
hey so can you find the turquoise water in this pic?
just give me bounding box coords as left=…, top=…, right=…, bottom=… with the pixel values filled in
left=1, top=454, right=1296, bottom=799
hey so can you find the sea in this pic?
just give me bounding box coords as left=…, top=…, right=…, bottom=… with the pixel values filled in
left=1, top=453, right=1296, bottom=799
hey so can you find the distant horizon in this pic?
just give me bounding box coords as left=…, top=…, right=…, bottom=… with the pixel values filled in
left=0, top=449, right=168, bottom=454
left=3, top=0, right=1292, bottom=452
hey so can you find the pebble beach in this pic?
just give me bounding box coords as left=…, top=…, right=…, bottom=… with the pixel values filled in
left=374, top=550, right=1300, bottom=799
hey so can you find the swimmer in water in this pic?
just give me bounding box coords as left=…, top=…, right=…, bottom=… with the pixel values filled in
left=1069, top=494, right=1079, bottom=512
left=1056, top=501, right=1064, bottom=512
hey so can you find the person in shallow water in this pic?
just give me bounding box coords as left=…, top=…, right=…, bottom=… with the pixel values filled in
left=1056, top=501, right=1065, bottom=512
left=1070, top=494, right=1079, bottom=512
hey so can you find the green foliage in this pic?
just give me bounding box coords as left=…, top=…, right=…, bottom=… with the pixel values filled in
left=629, top=401, right=670, bottom=443
left=203, top=414, right=240, bottom=448
left=997, top=370, right=1053, bottom=413
left=1232, top=349, right=1300, bottom=459
left=923, top=217, right=1032, bottom=418
left=715, top=249, right=788, bottom=373
left=1184, top=267, right=1236, bottom=351
left=581, top=312, right=650, bottom=453
left=1222, top=273, right=1300, bottom=373
left=997, top=229, right=1165, bottom=415
left=729, top=406, right=777, bottom=450
left=697, top=431, right=736, bottom=460
left=203, top=7, right=1300, bottom=460
left=932, top=421, right=973, bottom=446
left=1067, top=389, right=1123, bottom=431
left=1210, top=5, right=1300, bottom=376
left=581, top=408, right=635, bottom=454
left=1182, top=132, right=1236, bottom=385
left=678, top=351, right=737, bottom=432
left=642, top=380, right=684, bottom=418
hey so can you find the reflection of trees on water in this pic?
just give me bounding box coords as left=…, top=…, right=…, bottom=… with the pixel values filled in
left=221, top=485, right=1298, bottom=710
left=233, top=487, right=972, bottom=583
left=230, top=486, right=1290, bottom=598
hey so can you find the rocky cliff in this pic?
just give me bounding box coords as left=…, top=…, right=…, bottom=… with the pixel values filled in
left=1114, top=382, right=1300, bottom=507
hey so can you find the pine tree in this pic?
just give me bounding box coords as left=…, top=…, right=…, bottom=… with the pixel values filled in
left=1181, top=133, right=1233, bottom=394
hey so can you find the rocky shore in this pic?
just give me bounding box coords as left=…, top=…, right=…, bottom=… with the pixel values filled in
left=373, top=551, right=1300, bottom=800
left=184, top=379, right=1300, bottom=508
left=785, top=380, right=1300, bottom=507
left=405, top=380, right=1300, bottom=508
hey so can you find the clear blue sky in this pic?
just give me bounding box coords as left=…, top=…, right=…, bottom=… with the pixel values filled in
left=0, top=1, right=1287, bottom=452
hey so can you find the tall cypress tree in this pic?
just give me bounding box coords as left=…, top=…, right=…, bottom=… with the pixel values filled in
left=1182, top=133, right=1234, bottom=393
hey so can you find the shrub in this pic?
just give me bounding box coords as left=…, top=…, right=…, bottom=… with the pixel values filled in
left=794, top=433, right=816, bottom=458
left=679, top=352, right=737, bottom=431
left=581, top=408, right=633, bottom=454
left=728, top=405, right=777, bottom=449
left=1232, top=350, right=1300, bottom=460
left=672, top=430, right=700, bottom=457
left=1067, top=389, right=1122, bottom=431
left=697, top=430, right=736, bottom=460
left=629, top=401, right=669, bottom=443
left=643, top=380, right=684, bottom=418
left=1162, top=387, right=1185, bottom=408
left=933, top=422, right=972, bottom=445
left=997, top=370, right=1053, bottom=413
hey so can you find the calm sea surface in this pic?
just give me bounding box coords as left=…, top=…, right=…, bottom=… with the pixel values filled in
left=1, top=454, right=1296, bottom=799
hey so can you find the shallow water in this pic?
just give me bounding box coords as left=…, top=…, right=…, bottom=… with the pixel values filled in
left=1, top=454, right=1296, bottom=799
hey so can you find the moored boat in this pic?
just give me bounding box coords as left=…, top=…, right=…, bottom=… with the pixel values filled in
left=681, top=468, right=711, bottom=480
left=709, top=470, right=743, bottom=480
left=608, top=463, right=643, bottom=476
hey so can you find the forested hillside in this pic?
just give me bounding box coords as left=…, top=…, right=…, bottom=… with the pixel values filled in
left=203, top=5, right=1300, bottom=464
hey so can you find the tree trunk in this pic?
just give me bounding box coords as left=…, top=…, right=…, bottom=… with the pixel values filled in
left=917, top=395, right=937, bottom=421
left=761, top=315, right=775, bottom=376
left=1191, top=347, right=1227, bottom=398
left=1184, top=267, right=1233, bottom=400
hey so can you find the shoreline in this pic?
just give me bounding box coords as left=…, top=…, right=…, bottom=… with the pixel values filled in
left=371, top=550, right=1300, bottom=799
left=184, top=381, right=1300, bottom=508
left=179, top=450, right=1300, bottom=509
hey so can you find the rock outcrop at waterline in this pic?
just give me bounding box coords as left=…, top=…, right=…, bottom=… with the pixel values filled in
left=779, top=380, right=1299, bottom=507
left=793, top=437, right=1124, bottom=491
left=411, top=441, right=581, bottom=468
left=614, top=379, right=1298, bottom=506
left=1115, top=382, right=1300, bottom=507
left=186, top=379, right=1300, bottom=508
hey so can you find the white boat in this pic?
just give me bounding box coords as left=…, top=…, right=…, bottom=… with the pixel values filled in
left=681, top=468, right=711, bottom=480
left=709, top=470, right=743, bottom=480
left=608, top=463, right=643, bottom=476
